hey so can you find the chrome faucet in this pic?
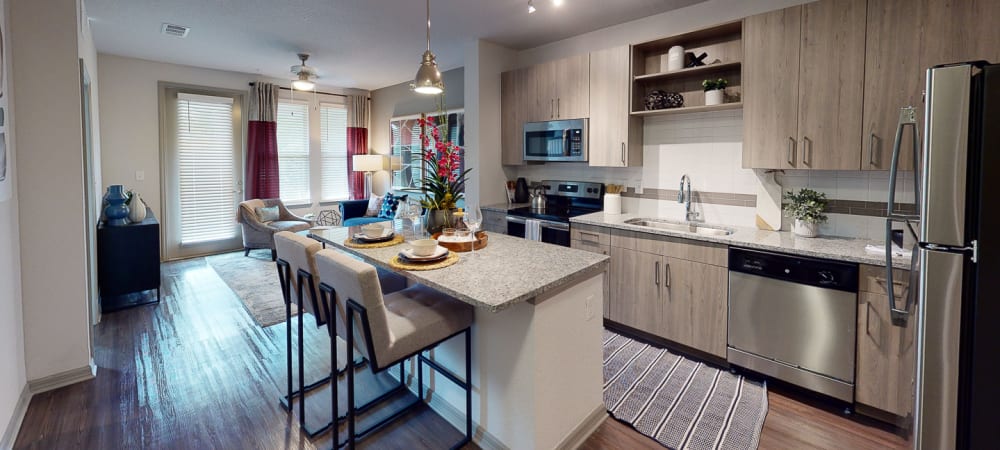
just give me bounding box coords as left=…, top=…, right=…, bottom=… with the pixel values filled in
left=678, top=174, right=700, bottom=222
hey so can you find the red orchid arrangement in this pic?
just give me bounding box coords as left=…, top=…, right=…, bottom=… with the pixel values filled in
left=417, top=115, right=470, bottom=210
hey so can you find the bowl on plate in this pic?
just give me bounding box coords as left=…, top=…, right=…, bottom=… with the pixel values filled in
left=410, top=239, right=439, bottom=257
left=361, top=223, right=385, bottom=237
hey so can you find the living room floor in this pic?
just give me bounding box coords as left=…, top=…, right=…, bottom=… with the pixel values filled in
left=13, top=256, right=908, bottom=449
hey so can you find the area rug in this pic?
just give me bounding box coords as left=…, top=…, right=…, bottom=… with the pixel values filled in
left=206, top=250, right=296, bottom=327
left=603, top=330, right=768, bottom=450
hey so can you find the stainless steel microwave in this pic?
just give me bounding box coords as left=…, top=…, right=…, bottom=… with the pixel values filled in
left=523, top=119, right=588, bottom=162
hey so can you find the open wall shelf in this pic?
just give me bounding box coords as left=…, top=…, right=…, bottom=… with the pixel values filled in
left=631, top=20, right=743, bottom=116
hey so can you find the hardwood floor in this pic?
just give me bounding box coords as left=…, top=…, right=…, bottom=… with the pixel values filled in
left=14, top=255, right=910, bottom=449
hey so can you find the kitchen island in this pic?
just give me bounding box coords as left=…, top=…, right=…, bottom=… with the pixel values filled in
left=308, top=226, right=610, bottom=449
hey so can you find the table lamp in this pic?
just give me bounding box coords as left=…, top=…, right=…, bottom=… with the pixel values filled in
left=353, top=154, right=385, bottom=199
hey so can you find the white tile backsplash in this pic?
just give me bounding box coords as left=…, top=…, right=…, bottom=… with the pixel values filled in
left=507, top=109, right=911, bottom=241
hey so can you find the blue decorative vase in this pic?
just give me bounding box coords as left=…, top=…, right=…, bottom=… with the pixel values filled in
left=103, top=185, right=130, bottom=226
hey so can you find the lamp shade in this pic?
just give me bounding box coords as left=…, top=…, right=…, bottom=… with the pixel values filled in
left=353, top=154, right=384, bottom=172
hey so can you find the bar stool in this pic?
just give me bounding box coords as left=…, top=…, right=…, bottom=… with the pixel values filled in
left=314, top=249, right=474, bottom=450
left=274, top=231, right=409, bottom=438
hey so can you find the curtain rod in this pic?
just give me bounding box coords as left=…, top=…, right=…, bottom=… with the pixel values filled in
left=248, top=82, right=370, bottom=100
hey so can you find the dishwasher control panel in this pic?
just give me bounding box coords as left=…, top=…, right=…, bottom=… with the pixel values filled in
left=728, top=247, right=859, bottom=292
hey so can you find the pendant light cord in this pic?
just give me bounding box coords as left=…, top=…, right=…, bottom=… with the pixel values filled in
left=426, top=0, right=431, bottom=52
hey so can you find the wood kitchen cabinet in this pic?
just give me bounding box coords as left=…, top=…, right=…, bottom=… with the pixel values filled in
left=863, top=0, right=1000, bottom=170
left=608, top=229, right=728, bottom=358
left=501, top=69, right=526, bottom=165
left=743, top=0, right=867, bottom=170
left=856, top=264, right=916, bottom=419
left=571, top=224, right=612, bottom=317
left=589, top=45, right=643, bottom=167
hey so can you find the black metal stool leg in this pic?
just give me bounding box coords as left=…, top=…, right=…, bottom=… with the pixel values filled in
left=298, top=293, right=306, bottom=431
left=346, top=311, right=357, bottom=450
left=465, top=329, right=472, bottom=445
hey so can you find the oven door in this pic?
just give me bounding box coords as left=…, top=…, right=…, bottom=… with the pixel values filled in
left=523, top=120, right=588, bottom=162
left=506, top=216, right=571, bottom=247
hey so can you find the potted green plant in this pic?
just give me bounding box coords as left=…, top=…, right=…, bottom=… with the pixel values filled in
left=784, top=188, right=828, bottom=237
left=702, top=78, right=728, bottom=106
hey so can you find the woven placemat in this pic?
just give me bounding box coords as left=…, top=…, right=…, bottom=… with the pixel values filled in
left=343, top=234, right=405, bottom=249
left=388, top=252, right=461, bottom=271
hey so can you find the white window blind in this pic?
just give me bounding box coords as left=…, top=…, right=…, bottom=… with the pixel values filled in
left=277, top=101, right=310, bottom=203
left=175, top=93, right=237, bottom=244
left=320, top=103, right=349, bottom=201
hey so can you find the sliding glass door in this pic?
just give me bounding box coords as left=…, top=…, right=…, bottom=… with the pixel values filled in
left=160, top=86, right=244, bottom=260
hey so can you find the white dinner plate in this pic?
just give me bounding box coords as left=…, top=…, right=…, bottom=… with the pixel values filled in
left=400, top=246, right=449, bottom=261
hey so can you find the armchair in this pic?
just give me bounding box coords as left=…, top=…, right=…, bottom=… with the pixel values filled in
left=237, top=199, right=314, bottom=260
left=339, top=199, right=390, bottom=227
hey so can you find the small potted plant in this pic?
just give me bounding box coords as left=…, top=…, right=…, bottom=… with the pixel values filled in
left=783, top=188, right=828, bottom=238
left=702, top=78, right=728, bottom=106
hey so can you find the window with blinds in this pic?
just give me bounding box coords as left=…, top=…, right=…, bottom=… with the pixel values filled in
left=175, top=93, right=237, bottom=245
left=320, top=104, right=349, bottom=201
left=277, top=101, right=310, bottom=203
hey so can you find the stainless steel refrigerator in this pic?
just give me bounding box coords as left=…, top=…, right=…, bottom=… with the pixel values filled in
left=885, top=61, right=999, bottom=449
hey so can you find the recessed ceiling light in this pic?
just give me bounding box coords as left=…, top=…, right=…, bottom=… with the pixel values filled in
left=552, top=0, right=564, bottom=6
left=528, top=0, right=536, bottom=13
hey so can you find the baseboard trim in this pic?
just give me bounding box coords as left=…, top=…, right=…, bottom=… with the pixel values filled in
left=1, top=384, right=32, bottom=450
left=421, top=388, right=509, bottom=450
left=555, top=404, right=607, bottom=450
left=27, top=360, right=97, bottom=394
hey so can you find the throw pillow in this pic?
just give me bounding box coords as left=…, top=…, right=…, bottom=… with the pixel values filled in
left=256, top=206, right=280, bottom=222
left=378, top=193, right=408, bottom=219
left=364, top=195, right=385, bottom=217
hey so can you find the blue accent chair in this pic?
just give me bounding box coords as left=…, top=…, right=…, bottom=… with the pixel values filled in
left=339, top=200, right=388, bottom=227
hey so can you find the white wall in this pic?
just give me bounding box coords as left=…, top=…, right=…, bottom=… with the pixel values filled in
left=464, top=41, right=516, bottom=207
left=11, top=0, right=92, bottom=381
left=0, top=0, right=27, bottom=442
left=97, top=54, right=367, bottom=219
left=369, top=67, right=464, bottom=196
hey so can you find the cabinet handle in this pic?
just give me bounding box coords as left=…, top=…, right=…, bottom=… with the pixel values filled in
left=664, top=263, right=671, bottom=287
left=557, top=98, right=561, bottom=118
left=802, top=136, right=812, bottom=166
left=868, top=133, right=878, bottom=166
left=621, top=143, right=626, bottom=165
left=550, top=99, right=554, bottom=119
left=786, top=137, right=796, bottom=166
left=654, top=261, right=660, bottom=286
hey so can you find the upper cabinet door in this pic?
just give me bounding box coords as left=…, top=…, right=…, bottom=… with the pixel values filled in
left=553, top=54, right=591, bottom=120
left=742, top=7, right=802, bottom=170
left=501, top=70, right=524, bottom=165
left=797, top=0, right=867, bottom=170
left=589, top=46, right=630, bottom=167
left=862, top=0, right=922, bottom=170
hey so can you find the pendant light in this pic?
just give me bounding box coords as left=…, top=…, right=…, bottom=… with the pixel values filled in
left=411, top=0, right=444, bottom=95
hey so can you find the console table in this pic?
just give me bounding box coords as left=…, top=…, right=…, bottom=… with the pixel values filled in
left=97, top=208, right=161, bottom=312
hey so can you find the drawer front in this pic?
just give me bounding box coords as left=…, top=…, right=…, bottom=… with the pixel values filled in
left=483, top=209, right=508, bottom=234
left=860, top=264, right=911, bottom=298
left=611, top=228, right=726, bottom=267
left=571, top=224, right=610, bottom=246
left=570, top=238, right=610, bottom=256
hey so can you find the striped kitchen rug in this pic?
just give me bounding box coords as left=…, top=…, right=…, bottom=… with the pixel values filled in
left=603, top=330, right=768, bottom=450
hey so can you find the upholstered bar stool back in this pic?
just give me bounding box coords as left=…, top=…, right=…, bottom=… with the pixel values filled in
left=274, top=231, right=329, bottom=326
left=315, top=249, right=474, bottom=370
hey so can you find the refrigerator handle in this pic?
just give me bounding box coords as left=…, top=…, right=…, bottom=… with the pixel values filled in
left=885, top=106, right=920, bottom=327
left=887, top=107, right=919, bottom=216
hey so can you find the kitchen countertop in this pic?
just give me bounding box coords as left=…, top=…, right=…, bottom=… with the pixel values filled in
left=482, top=202, right=525, bottom=213
left=307, top=225, right=609, bottom=312
left=571, top=212, right=913, bottom=270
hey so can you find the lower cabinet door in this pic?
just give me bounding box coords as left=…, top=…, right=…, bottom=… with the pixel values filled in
left=610, top=247, right=661, bottom=335
left=856, top=291, right=917, bottom=417
left=572, top=239, right=612, bottom=317
left=662, top=257, right=728, bottom=358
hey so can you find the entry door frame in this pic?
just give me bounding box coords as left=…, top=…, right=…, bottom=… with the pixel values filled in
left=158, top=82, right=246, bottom=260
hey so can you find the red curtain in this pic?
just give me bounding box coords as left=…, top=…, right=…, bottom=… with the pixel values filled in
left=246, top=120, right=279, bottom=199
left=347, top=127, right=367, bottom=200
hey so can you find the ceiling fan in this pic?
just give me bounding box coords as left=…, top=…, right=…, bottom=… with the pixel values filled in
left=290, top=53, right=317, bottom=91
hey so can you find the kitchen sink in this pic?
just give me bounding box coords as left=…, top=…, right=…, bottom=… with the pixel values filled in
left=624, top=218, right=735, bottom=236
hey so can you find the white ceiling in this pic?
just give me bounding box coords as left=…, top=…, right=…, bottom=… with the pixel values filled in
left=86, top=0, right=703, bottom=90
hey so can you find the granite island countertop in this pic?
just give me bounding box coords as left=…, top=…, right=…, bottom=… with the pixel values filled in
left=572, top=212, right=912, bottom=270
left=307, top=226, right=609, bottom=312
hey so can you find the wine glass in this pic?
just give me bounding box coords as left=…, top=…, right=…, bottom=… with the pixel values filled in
left=465, top=203, right=483, bottom=258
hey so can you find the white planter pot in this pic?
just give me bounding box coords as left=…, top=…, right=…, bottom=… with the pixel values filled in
left=705, top=89, right=724, bottom=106
left=604, top=193, right=622, bottom=215
left=792, top=219, right=819, bottom=238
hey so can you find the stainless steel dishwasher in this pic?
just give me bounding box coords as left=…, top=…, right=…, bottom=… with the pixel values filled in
left=727, top=247, right=859, bottom=402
